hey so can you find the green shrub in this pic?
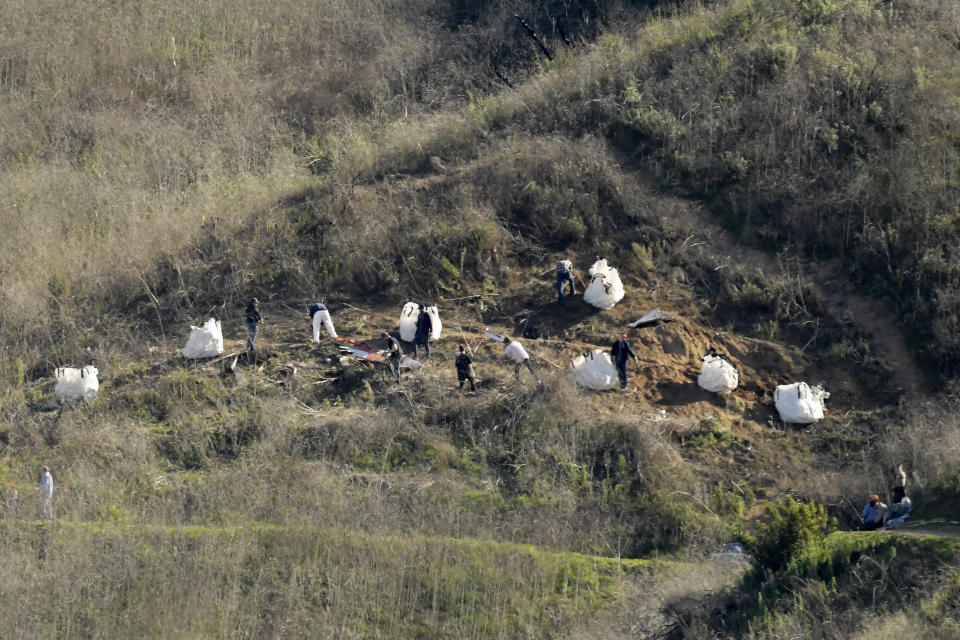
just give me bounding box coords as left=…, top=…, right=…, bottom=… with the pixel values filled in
left=795, top=0, right=838, bottom=24
left=743, top=496, right=835, bottom=574
left=5, top=357, right=24, bottom=387
left=622, top=104, right=684, bottom=144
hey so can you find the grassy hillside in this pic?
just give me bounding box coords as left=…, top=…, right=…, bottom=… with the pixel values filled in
left=3, top=0, right=958, bottom=371
left=665, top=529, right=960, bottom=638
left=1, top=520, right=666, bottom=638
left=2, top=0, right=960, bottom=637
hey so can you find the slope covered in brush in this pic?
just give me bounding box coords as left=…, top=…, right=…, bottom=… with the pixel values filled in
left=2, top=0, right=960, bottom=638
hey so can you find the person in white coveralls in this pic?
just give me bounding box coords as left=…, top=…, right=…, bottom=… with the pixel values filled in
left=556, top=258, right=576, bottom=304
left=503, top=337, right=537, bottom=381
left=309, top=303, right=337, bottom=342
left=38, top=466, right=53, bottom=520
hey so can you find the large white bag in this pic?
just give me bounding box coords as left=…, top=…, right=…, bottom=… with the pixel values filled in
left=774, top=382, right=829, bottom=424
left=698, top=355, right=739, bottom=393
left=570, top=349, right=619, bottom=390
left=583, top=259, right=625, bottom=310
left=54, top=366, right=99, bottom=403
left=182, top=318, right=224, bottom=359
left=399, top=303, right=442, bottom=342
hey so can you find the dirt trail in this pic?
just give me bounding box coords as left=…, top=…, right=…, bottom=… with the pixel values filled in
left=892, top=522, right=960, bottom=539
left=814, top=264, right=932, bottom=395
left=683, top=204, right=930, bottom=398
left=610, top=149, right=934, bottom=399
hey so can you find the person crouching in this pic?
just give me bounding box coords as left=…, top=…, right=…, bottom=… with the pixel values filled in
left=503, top=337, right=536, bottom=382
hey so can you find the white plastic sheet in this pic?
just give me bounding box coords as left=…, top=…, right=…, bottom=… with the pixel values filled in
left=629, top=308, right=673, bottom=328
left=399, top=355, right=422, bottom=369
left=583, top=259, right=625, bottom=310
left=399, top=303, right=441, bottom=342
left=774, top=382, right=829, bottom=424
left=570, top=349, right=618, bottom=390
left=182, top=318, right=224, bottom=359
left=698, top=355, right=739, bottom=393
left=54, top=366, right=99, bottom=403
left=484, top=328, right=506, bottom=343
left=711, top=542, right=752, bottom=566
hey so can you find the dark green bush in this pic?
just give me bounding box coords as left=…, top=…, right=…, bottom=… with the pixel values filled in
left=743, top=496, right=835, bottom=574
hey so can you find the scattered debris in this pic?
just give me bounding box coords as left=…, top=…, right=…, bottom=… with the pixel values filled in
left=332, top=337, right=421, bottom=369
left=333, top=337, right=389, bottom=361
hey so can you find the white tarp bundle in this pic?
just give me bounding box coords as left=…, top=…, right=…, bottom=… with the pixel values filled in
left=630, top=308, right=673, bottom=328
left=54, top=366, right=99, bottom=403
left=570, top=349, right=618, bottom=390
left=399, top=355, right=423, bottom=369
left=399, top=302, right=442, bottom=342
left=774, top=382, right=829, bottom=424
left=698, top=355, right=739, bottom=393
left=583, top=259, right=625, bottom=310
left=182, top=318, right=224, bottom=359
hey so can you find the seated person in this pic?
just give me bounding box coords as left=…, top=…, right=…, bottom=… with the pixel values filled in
left=884, top=496, right=912, bottom=529
left=859, top=494, right=887, bottom=531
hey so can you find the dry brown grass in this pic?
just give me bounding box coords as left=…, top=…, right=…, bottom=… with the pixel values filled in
left=3, top=0, right=960, bottom=636
left=0, top=519, right=661, bottom=638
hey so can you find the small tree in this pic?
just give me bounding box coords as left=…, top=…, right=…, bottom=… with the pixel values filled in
left=743, top=496, right=835, bottom=574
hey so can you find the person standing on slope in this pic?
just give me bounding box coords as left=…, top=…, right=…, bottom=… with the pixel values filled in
left=556, top=258, right=576, bottom=304
left=310, top=302, right=337, bottom=343
left=413, top=304, right=433, bottom=362
left=610, top=332, right=639, bottom=391
left=38, top=466, right=53, bottom=520
left=891, top=463, right=907, bottom=503
left=245, top=298, right=263, bottom=352
left=455, top=345, right=477, bottom=393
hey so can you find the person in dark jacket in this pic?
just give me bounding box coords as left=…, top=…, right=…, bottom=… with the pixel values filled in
left=610, top=332, right=639, bottom=390
left=414, top=304, right=433, bottom=361
left=455, top=345, right=476, bottom=392
left=382, top=331, right=403, bottom=383
left=245, top=298, right=262, bottom=351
